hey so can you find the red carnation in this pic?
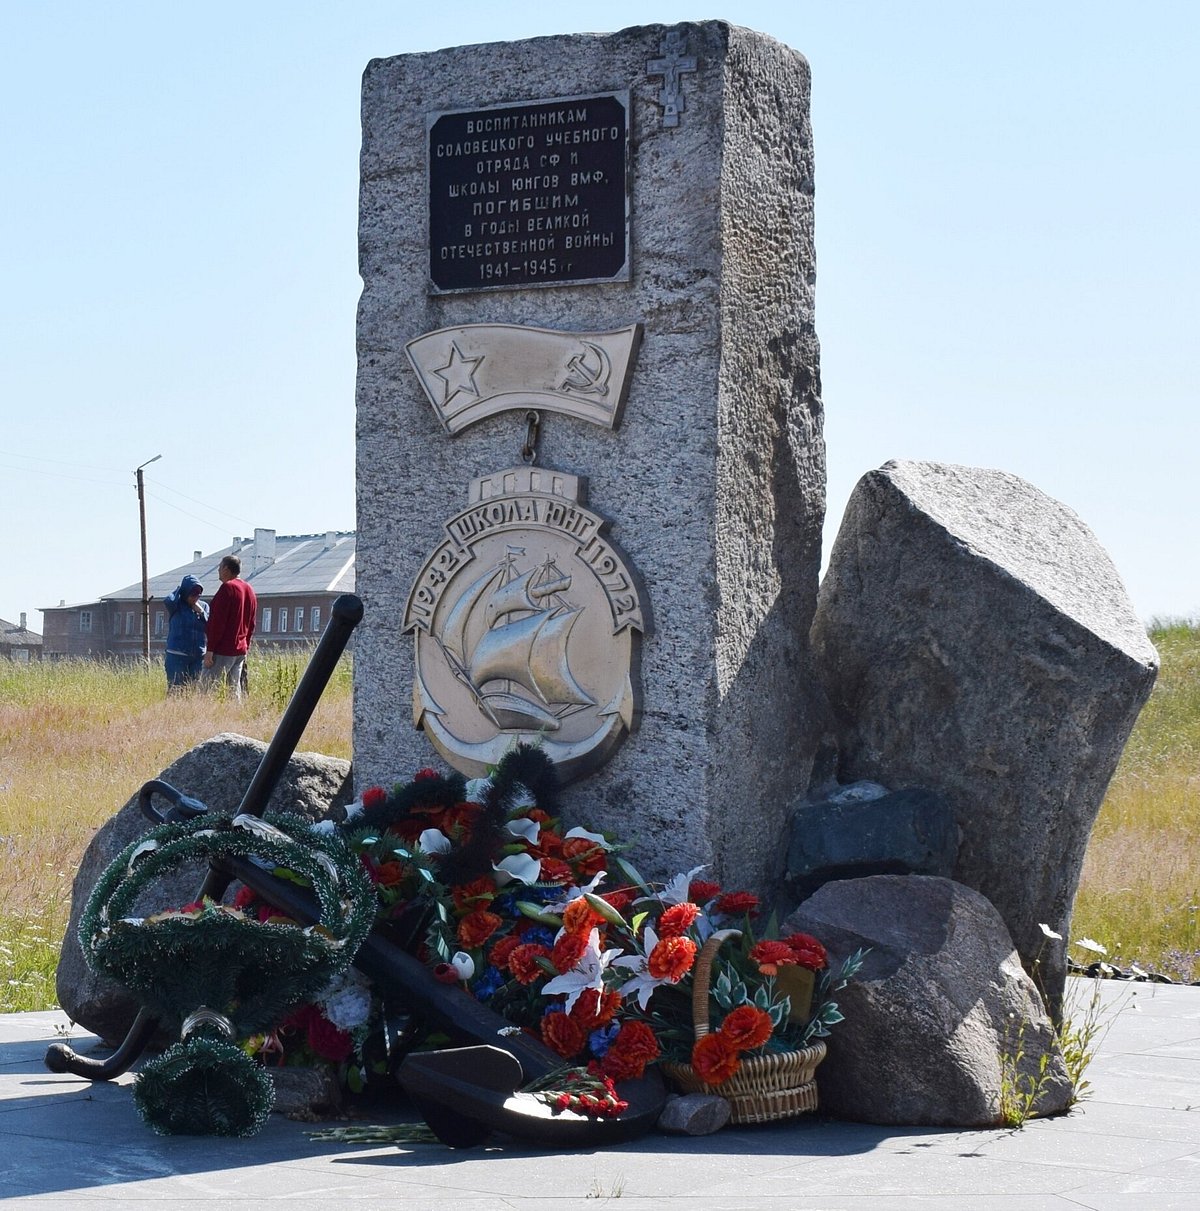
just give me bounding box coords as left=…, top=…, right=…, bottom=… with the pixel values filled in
left=487, top=934, right=523, bottom=972
left=570, top=987, right=621, bottom=1031
left=749, top=939, right=796, bottom=974
left=657, top=901, right=701, bottom=938
left=538, top=857, right=574, bottom=885
left=541, top=1010, right=587, bottom=1060
left=719, top=1004, right=773, bottom=1051
left=452, top=876, right=497, bottom=911
left=713, top=890, right=759, bottom=917
left=691, top=1032, right=740, bottom=1085
left=783, top=932, right=828, bottom=970
left=551, top=930, right=591, bottom=974
left=562, top=897, right=604, bottom=934
left=373, top=860, right=406, bottom=887
left=457, top=909, right=502, bottom=949
left=414, top=768, right=439, bottom=781
left=600, top=1021, right=660, bottom=1081
left=306, top=1013, right=354, bottom=1063
left=361, top=785, right=388, bottom=808
left=562, top=835, right=607, bottom=878
left=508, top=943, right=552, bottom=985
left=647, top=935, right=697, bottom=982
left=688, top=879, right=722, bottom=904
left=600, top=888, right=635, bottom=914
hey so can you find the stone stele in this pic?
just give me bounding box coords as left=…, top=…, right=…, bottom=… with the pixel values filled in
left=354, top=22, right=826, bottom=895
left=810, top=461, right=1158, bottom=1014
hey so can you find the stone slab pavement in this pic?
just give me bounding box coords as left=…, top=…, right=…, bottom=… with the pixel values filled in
left=1, top=980, right=1197, bottom=1209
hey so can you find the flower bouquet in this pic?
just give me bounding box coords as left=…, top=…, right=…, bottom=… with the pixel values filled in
left=238, top=745, right=863, bottom=1128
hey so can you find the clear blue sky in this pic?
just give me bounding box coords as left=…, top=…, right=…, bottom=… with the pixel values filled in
left=2, top=1, right=1196, bottom=629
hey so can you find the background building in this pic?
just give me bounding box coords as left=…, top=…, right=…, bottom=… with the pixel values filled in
left=40, top=529, right=355, bottom=660
left=1, top=614, right=43, bottom=663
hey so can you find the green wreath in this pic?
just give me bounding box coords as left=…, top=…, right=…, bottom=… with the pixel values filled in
left=79, top=811, right=376, bottom=1135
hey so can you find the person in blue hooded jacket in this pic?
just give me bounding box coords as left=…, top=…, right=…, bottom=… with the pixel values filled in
left=162, top=574, right=208, bottom=691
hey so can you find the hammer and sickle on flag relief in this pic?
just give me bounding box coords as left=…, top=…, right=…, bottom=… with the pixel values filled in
left=406, top=323, right=642, bottom=435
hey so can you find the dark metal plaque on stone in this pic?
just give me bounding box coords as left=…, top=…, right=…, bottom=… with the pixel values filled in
left=427, top=92, right=630, bottom=294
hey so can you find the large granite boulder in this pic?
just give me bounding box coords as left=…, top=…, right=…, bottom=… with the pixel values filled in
left=785, top=875, right=1073, bottom=1126
left=810, top=461, right=1157, bottom=1013
left=56, top=733, right=352, bottom=1044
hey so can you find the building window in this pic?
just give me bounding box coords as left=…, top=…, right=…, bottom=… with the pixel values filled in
left=279, top=608, right=288, bottom=633
left=113, top=612, right=121, bottom=635
left=125, top=612, right=135, bottom=636
left=294, top=607, right=304, bottom=633
left=310, top=606, right=321, bottom=633
left=261, top=607, right=272, bottom=633
left=14, top=649, right=29, bottom=664
left=80, top=611, right=92, bottom=633
left=154, top=611, right=164, bottom=637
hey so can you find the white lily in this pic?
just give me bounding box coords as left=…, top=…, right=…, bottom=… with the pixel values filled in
left=541, top=928, right=622, bottom=1012
left=653, top=865, right=710, bottom=906
left=493, top=852, right=542, bottom=885
left=610, top=925, right=673, bottom=1009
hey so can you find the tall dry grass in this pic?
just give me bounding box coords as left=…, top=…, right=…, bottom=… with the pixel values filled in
left=0, top=651, right=351, bottom=929
left=1071, top=620, right=1200, bottom=981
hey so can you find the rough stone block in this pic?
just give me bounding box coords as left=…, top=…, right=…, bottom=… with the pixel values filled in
left=810, top=461, right=1157, bottom=1011
left=354, top=22, right=826, bottom=895
left=787, top=786, right=958, bottom=900
left=656, top=1092, right=731, bottom=1135
left=56, top=733, right=352, bottom=1044
left=785, top=875, right=1074, bottom=1126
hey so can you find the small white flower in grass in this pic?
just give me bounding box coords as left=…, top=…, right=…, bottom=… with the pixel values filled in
left=505, top=817, right=540, bottom=845
left=493, top=852, right=542, bottom=886
left=417, top=828, right=452, bottom=855
left=1074, top=937, right=1108, bottom=955
left=541, top=928, right=622, bottom=1012
left=1038, top=923, right=1063, bottom=940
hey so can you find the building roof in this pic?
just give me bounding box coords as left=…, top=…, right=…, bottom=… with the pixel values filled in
left=1, top=617, right=43, bottom=646
left=98, top=531, right=356, bottom=604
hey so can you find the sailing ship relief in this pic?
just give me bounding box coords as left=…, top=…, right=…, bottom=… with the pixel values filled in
left=402, top=466, right=646, bottom=782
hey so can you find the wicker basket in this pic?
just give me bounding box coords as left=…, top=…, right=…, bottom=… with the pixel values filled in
left=660, top=928, right=826, bottom=1125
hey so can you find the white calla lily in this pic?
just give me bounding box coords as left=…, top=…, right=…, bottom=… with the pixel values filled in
left=493, top=852, right=542, bottom=886
left=464, top=777, right=493, bottom=804
left=417, top=828, right=452, bottom=854
left=564, top=826, right=613, bottom=851
left=505, top=817, right=541, bottom=845
left=450, top=951, right=476, bottom=981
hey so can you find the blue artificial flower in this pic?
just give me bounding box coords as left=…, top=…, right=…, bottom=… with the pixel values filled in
left=588, top=1023, right=620, bottom=1058
left=523, top=925, right=556, bottom=948
left=472, top=966, right=505, bottom=1002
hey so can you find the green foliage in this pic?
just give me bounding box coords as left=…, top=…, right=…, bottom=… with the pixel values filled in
left=0, top=912, right=60, bottom=1014
left=998, top=1013, right=1056, bottom=1128
left=133, top=1033, right=274, bottom=1136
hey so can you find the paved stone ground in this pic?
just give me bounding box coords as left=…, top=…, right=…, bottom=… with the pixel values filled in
left=1, top=980, right=1197, bottom=1209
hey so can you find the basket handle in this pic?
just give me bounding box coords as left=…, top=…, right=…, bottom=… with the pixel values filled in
left=690, top=928, right=742, bottom=1040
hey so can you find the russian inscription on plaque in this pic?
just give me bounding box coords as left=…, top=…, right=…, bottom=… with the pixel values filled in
left=402, top=466, right=645, bottom=782
left=428, top=92, right=630, bottom=293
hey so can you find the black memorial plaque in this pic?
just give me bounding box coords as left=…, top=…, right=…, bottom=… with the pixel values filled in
left=428, top=92, right=630, bottom=294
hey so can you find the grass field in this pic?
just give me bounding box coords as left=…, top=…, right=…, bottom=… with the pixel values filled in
left=1, top=625, right=1196, bottom=1012
left=0, top=649, right=351, bottom=1012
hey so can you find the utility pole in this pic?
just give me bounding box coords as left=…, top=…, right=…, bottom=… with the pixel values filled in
left=135, top=455, right=162, bottom=663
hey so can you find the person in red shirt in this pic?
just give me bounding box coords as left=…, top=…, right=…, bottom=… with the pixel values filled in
left=203, top=554, right=257, bottom=700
